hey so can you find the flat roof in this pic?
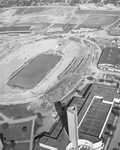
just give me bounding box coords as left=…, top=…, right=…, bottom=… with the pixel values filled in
left=37, top=84, right=118, bottom=149
left=91, top=84, right=116, bottom=102
left=79, top=132, right=100, bottom=143
left=0, top=26, right=31, bottom=33
left=79, top=97, right=111, bottom=137
left=98, top=47, right=120, bottom=67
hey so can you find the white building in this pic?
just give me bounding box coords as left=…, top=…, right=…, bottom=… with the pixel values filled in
left=71, top=27, right=97, bottom=33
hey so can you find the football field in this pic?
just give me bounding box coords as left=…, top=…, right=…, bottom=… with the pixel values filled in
left=7, top=54, right=61, bottom=89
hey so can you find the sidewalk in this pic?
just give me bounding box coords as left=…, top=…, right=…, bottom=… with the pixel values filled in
left=106, top=116, right=120, bottom=150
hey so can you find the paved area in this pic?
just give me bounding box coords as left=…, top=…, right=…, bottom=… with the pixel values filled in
left=106, top=116, right=120, bottom=150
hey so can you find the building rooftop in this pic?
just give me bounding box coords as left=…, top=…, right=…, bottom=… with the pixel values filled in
left=0, top=84, right=117, bottom=150
left=0, top=26, right=31, bottom=33
left=0, top=120, right=32, bottom=141
left=98, top=47, right=120, bottom=67
left=79, top=97, right=111, bottom=137
left=36, top=84, right=118, bottom=149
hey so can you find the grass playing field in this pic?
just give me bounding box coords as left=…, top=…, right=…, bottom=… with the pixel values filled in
left=15, top=7, right=28, bottom=15
left=7, top=54, right=61, bottom=89
left=81, top=15, right=119, bottom=28
left=75, top=9, right=120, bottom=15
left=24, top=7, right=46, bottom=14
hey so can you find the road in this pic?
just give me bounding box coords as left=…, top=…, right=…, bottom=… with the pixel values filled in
left=106, top=116, right=120, bottom=150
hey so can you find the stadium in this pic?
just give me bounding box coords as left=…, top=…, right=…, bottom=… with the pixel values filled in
left=97, top=47, right=120, bottom=72
left=0, top=37, right=90, bottom=104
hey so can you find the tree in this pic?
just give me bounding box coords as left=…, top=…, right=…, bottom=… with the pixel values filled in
left=22, top=126, right=27, bottom=132
left=9, top=140, right=16, bottom=148
left=107, top=123, right=116, bottom=131
left=109, top=79, right=114, bottom=84
left=2, top=123, right=9, bottom=129
left=99, top=79, right=104, bottom=82
left=112, top=109, right=120, bottom=117
left=112, top=106, right=120, bottom=111
left=36, top=113, right=43, bottom=125
left=113, top=148, right=119, bottom=150
left=118, top=142, right=120, bottom=147
left=37, top=113, right=43, bottom=119
left=87, top=76, right=94, bottom=81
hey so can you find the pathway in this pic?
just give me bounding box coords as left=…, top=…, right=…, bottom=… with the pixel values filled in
left=106, top=116, right=120, bottom=150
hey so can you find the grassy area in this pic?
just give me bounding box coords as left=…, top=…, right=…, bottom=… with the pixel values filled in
left=24, top=7, right=46, bottom=14
left=92, top=84, right=117, bottom=102
left=12, top=142, right=30, bottom=150
left=0, top=120, right=32, bottom=141
left=81, top=15, right=119, bottom=28
left=14, top=8, right=28, bottom=15
left=108, top=28, right=120, bottom=36
left=0, top=103, right=34, bottom=119
left=7, top=54, right=61, bottom=89
left=75, top=9, right=120, bottom=15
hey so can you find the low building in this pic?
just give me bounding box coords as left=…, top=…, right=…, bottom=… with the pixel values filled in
left=0, top=26, right=32, bottom=34
left=72, top=26, right=97, bottom=33
left=98, top=47, right=120, bottom=72
left=36, top=84, right=118, bottom=150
